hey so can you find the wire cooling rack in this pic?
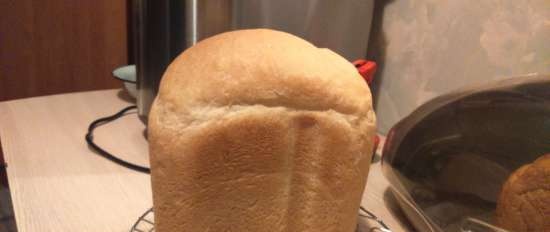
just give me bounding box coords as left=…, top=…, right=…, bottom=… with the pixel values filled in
left=130, top=206, right=391, bottom=232
left=130, top=208, right=154, bottom=232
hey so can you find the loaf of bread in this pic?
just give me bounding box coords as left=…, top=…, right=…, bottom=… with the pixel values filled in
left=495, top=154, right=550, bottom=232
left=147, top=29, right=376, bottom=231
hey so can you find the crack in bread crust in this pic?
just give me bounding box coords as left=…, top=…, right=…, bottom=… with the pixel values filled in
left=151, top=100, right=375, bottom=134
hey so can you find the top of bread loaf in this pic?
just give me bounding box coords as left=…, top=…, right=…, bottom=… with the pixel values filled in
left=153, top=29, right=373, bottom=119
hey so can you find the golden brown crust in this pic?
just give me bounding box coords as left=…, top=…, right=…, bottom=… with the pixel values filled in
left=156, top=29, right=372, bottom=118
left=495, top=154, right=550, bottom=232
left=148, top=29, right=376, bottom=231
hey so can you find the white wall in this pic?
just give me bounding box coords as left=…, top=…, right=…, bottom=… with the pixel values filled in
left=370, top=0, right=550, bottom=133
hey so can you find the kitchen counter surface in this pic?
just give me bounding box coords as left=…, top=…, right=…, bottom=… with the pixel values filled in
left=0, top=89, right=412, bottom=232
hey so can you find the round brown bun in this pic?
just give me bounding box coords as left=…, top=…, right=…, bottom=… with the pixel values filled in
left=148, top=29, right=376, bottom=231
left=495, top=154, right=550, bottom=232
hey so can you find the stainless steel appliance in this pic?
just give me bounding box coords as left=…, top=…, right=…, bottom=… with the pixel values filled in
left=132, top=0, right=375, bottom=122
left=381, top=74, right=550, bottom=232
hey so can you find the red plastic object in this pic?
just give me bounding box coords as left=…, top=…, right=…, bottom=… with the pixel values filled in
left=372, top=135, right=380, bottom=157
left=353, top=59, right=379, bottom=158
left=353, top=59, right=377, bottom=85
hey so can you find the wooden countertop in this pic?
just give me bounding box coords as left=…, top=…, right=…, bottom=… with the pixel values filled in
left=0, top=89, right=412, bottom=232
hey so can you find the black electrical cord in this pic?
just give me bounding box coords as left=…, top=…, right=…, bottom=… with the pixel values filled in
left=85, top=105, right=151, bottom=174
